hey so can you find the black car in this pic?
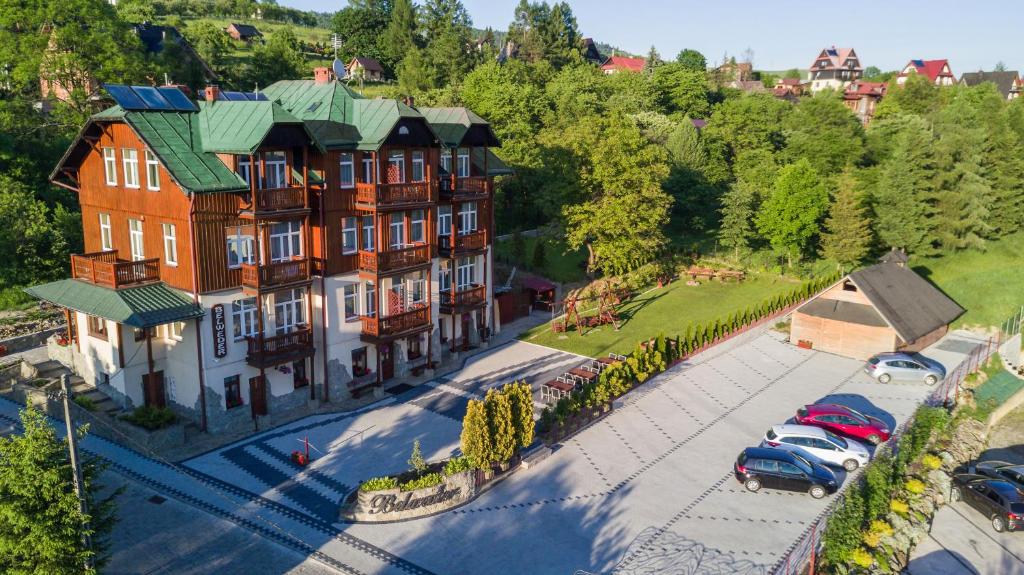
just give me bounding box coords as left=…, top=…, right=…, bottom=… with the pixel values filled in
left=951, top=473, right=1024, bottom=532
left=734, top=447, right=838, bottom=499
left=975, top=461, right=1024, bottom=489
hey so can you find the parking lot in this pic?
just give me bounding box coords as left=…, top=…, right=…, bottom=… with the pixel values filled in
left=185, top=328, right=975, bottom=575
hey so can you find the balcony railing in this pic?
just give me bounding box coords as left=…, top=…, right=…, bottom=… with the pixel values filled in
left=440, top=285, right=487, bottom=311
left=246, top=327, right=313, bottom=368
left=355, top=182, right=431, bottom=206
left=71, top=251, right=160, bottom=289
left=438, top=230, right=487, bottom=253
left=441, top=176, right=489, bottom=198
left=241, top=257, right=310, bottom=290
left=360, top=306, right=430, bottom=339
left=358, top=245, right=430, bottom=274
left=253, top=186, right=305, bottom=213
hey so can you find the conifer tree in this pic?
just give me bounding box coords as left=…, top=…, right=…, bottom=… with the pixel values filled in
left=820, top=168, right=872, bottom=270
left=461, top=399, right=492, bottom=469
left=484, top=388, right=516, bottom=464
left=718, top=180, right=757, bottom=260
left=873, top=116, right=937, bottom=254
left=504, top=382, right=535, bottom=449
left=381, top=0, right=418, bottom=72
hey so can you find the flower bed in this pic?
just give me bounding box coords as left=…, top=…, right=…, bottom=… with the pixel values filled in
left=341, top=457, right=480, bottom=522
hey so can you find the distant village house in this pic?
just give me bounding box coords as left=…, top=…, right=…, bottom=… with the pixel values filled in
left=807, top=46, right=862, bottom=93
left=959, top=70, right=1021, bottom=100
left=226, top=23, right=262, bottom=42
left=843, top=81, right=887, bottom=125
left=347, top=57, right=384, bottom=81
left=897, top=59, right=955, bottom=86
left=600, top=55, right=645, bottom=74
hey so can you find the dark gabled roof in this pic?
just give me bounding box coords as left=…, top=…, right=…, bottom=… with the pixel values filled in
left=25, top=280, right=204, bottom=328
left=798, top=298, right=889, bottom=328
left=878, top=248, right=909, bottom=265
left=960, top=71, right=1020, bottom=98
left=847, top=263, right=964, bottom=343
left=51, top=106, right=248, bottom=194
left=349, top=57, right=383, bottom=72
left=228, top=23, right=262, bottom=38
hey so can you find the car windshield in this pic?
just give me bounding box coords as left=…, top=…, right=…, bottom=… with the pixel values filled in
left=843, top=407, right=871, bottom=424
left=789, top=452, right=814, bottom=473
left=824, top=430, right=848, bottom=449
left=766, top=428, right=777, bottom=441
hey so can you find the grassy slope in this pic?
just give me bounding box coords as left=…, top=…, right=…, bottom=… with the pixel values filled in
left=493, top=235, right=588, bottom=284
left=911, top=232, right=1024, bottom=329
left=521, top=274, right=799, bottom=357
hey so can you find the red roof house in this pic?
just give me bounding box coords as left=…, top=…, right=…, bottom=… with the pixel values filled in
left=897, top=59, right=955, bottom=86
left=601, top=56, right=646, bottom=74
left=843, top=81, right=888, bottom=124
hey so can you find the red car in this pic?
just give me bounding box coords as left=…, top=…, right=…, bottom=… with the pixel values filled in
left=795, top=404, right=891, bottom=445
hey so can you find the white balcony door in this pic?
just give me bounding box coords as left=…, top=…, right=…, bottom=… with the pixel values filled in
left=128, top=219, right=144, bottom=261
left=269, top=221, right=302, bottom=263
left=274, top=288, right=306, bottom=334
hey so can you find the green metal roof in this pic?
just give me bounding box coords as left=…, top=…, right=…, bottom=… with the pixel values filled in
left=25, top=280, right=204, bottom=328
left=197, top=100, right=308, bottom=154
left=418, top=107, right=498, bottom=148
left=475, top=148, right=513, bottom=176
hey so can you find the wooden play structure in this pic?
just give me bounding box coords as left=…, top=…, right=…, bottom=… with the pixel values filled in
left=685, top=266, right=746, bottom=282
left=551, top=282, right=628, bottom=335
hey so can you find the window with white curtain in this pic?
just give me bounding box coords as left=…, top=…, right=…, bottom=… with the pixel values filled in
left=264, top=151, right=287, bottom=188
left=232, top=297, right=258, bottom=340
left=437, top=205, right=452, bottom=237
left=411, top=151, right=425, bottom=182
left=162, top=223, right=177, bottom=266
left=99, top=213, right=112, bottom=251
left=362, top=155, right=375, bottom=183
left=389, top=212, right=405, bottom=250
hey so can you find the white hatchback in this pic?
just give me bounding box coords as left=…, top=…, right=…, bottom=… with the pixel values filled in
left=762, top=424, right=871, bottom=472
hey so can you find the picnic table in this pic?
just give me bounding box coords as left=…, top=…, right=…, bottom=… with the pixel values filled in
left=568, top=367, right=599, bottom=382
left=541, top=378, right=575, bottom=403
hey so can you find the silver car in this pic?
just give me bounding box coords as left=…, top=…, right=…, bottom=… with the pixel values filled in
left=865, top=352, right=945, bottom=385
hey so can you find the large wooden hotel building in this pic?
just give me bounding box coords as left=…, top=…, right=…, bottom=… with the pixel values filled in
left=27, top=69, right=505, bottom=432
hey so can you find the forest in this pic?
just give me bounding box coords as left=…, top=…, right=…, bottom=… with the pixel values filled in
left=3, top=0, right=1024, bottom=306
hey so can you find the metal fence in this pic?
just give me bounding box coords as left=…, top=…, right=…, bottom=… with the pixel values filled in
left=769, top=335, right=999, bottom=575
left=999, top=306, right=1023, bottom=371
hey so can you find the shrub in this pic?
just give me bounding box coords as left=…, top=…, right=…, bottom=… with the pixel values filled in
left=408, top=439, right=427, bottom=476
left=890, top=499, right=909, bottom=516
left=443, top=456, right=473, bottom=476
left=921, top=454, right=942, bottom=470
left=120, top=406, right=176, bottom=430
left=400, top=472, right=444, bottom=492
left=864, top=453, right=895, bottom=520
left=821, top=482, right=866, bottom=567
left=554, top=397, right=571, bottom=423
left=862, top=519, right=893, bottom=548
left=904, top=478, right=926, bottom=495
left=460, top=399, right=492, bottom=469
left=360, top=476, right=398, bottom=492
left=851, top=548, right=874, bottom=568
left=485, top=388, right=516, bottom=464
left=538, top=407, right=555, bottom=433
left=73, top=396, right=96, bottom=411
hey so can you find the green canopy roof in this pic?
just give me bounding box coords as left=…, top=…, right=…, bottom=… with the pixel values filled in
left=25, top=280, right=204, bottom=328
left=418, top=107, right=500, bottom=148
left=198, top=100, right=310, bottom=154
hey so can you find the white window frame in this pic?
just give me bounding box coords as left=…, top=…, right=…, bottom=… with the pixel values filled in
left=168, top=321, right=184, bottom=341
left=361, top=216, right=375, bottom=253
left=102, top=148, right=118, bottom=186
left=342, top=216, right=358, bottom=255
left=410, top=209, right=425, bottom=244
left=264, top=151, right=287, bottom=189
left=457, top=148, right=470, bottom=178
left=232, top=297, right=258, bottom=340
left=411, top=150, right=425, bottom=182
left=128, top=219, right=144, bottom=261
left=438, top=205, right=452, bottom=237
left=387, top=150, right=405, bottom=183
left=237, top=155, right=260, bottom=188
left=343, top=283, right=359, bottom=321
left=99, top=213, right=112, bottom=251
left=162, top=223, right=177, bottom=266
left=410, top=275, right=426, bottom=305
left=226, top=227, right=255, bottom=269
left=122, top=149, right=140, bottom=189
left=145, top=149, right=160, bottom=191
left=362, top=156, right=375, bottom=183
left=269, top=220, right=302, bottom=262
left=458, top=202, right=477, bottom=235
left=365, top=281, right=376, bottom=318
left=274, top=288, right=306, bottom=334
left=440, top=153, right=452, bottom=175
left=339, top=152, right=355, bottom=188
left=389, top=212, right=405, bottom=250
left=457, top=257, right=475, bottom=290
left=438, top=263, right=451, bottom=293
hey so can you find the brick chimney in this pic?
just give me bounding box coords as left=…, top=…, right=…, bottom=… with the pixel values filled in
left=402, top=95, right=415, bottom=108
left=314, top=67, right=333, bottom=84
left=204, top=85, right=220, bottom=102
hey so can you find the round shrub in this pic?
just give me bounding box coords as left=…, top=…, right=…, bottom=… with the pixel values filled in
left=905, top=478, right=927, bottom=495
left=852, top=547, right=874, bottom=568
left=921, top=453, right=942, bottom=470
left=360, top=476, right=399, bottom=492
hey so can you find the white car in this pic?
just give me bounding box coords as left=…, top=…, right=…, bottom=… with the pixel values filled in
left=761, top=424, right=871, bottom=472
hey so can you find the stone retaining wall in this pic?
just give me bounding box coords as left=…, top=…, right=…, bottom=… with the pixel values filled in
left=0, top=327, right=63, bottom=356
left=341, top=470, right=476, bottom=522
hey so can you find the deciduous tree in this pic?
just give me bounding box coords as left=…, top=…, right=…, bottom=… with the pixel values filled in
left=755, top=159, right=829, bottom=267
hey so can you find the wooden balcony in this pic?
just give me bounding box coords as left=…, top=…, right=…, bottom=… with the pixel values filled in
left=355, top=182, right=431, bottom=207
left=358, top=245, right=430, bottom=275
left=246, top=327, right=314, bottom=368
left=440, top=285, right=487, bottom=313
left=71, top=251, right=160, bottom=289
left=253, top=186, right=306, bottom=214
left=241, top=257, right=311, bottom=292
left=360, top=306, right=431, bottom=341
left=440, top=176, right=489, bottom=199
left=438, top=230, right=487, bottom=255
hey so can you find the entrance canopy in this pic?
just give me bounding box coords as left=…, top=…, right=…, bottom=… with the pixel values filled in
left=25, top=279, right=204, bottom=328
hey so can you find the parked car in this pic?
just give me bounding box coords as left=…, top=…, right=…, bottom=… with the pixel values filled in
left=733, top=446, right=838, bottom=499
left=762, top=424, right=871, bottom=471
left=975, top=461, right=1024, bottom=488
left=864, top=352, right=945, bottom=385
left=795, top=403, right=891, bottom=445
left=951, top=473, right=1024, bottom=532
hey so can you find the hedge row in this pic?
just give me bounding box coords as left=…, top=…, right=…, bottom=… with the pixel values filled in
left=539, top=273, right=841, bottom=435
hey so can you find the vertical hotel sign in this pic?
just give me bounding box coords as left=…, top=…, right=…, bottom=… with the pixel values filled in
left=211, top=304, right=228, bottom=358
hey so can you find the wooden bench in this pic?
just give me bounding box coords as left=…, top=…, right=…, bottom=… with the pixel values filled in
left=717, top=270, right=746, bottom=282
left=686, top=266, right=716, bottom=281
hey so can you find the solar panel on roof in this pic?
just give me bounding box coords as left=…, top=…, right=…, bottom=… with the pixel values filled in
left=157, top=86, right=197, bottom=112
left=222, top=91, right=247, bottom=101
left=132, top=86, right=175, bottom=110
left=242, top=92, right=268, bottom=101
left=105, top=84, right=147, bottom=110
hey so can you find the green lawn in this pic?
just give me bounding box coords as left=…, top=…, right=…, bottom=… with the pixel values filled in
left=521, top=273, right=799, bottom=357
left=911, top=232, right=1024, bottom=329
left=494, top=235, right=588, bottom=284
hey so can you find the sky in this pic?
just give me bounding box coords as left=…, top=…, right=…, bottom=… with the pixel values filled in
left=290, top=0, right=1024, bottom=74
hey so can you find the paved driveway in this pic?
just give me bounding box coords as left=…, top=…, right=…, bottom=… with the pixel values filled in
left=907, top=502, right=1024, bottom=575
left=183, top=328, right=968, bottom=574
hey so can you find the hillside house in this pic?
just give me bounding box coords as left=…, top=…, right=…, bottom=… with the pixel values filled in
left=959, top=70, right=1021, bottom=100
left=843, top=81, right=888, bottom=124
left=808, top=46, right=862, bottom=93
left=226, top=23, right=262, bottom=42
left=897, top=59, right=955, bottom=86
left=346, top=57, right=384, bottom=81
left=600, top=55, right=645, bottom=74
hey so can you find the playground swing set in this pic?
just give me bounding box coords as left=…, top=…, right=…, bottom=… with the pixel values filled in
left=551, top=282, right=630, bottom=335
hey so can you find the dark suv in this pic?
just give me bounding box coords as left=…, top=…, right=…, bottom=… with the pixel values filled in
left=734, top=447, right=839, bottom=499
left=952, top=474, right=1024, bottom=532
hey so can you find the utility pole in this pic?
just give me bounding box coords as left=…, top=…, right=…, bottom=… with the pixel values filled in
left=60, top=374, right=93, bottom=570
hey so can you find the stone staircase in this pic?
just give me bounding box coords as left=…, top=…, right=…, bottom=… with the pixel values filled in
left=31, top=360, right=121, bottom=416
